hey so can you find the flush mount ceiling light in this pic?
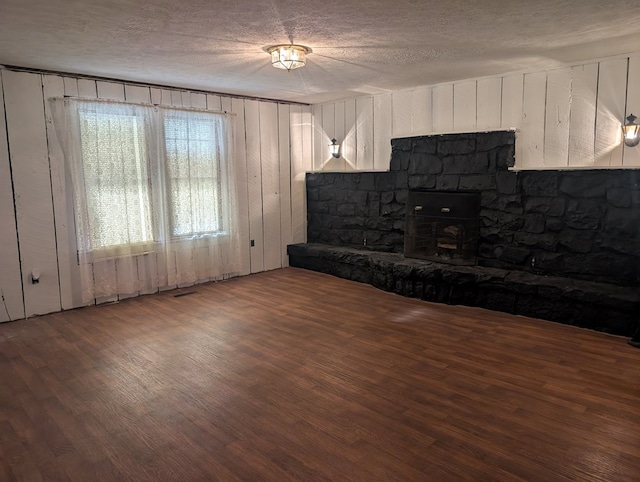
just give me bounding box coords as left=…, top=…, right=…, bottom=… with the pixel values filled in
left=266, top=44, right=311, bottom=72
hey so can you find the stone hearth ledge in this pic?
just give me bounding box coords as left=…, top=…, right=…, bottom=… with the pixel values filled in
left=287, top=243, right=639, bottom=337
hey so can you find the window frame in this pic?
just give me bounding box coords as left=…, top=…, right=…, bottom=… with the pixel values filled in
left=161, top=109, right=228, bottom=241
left=72, top=100, right=233, bottom=260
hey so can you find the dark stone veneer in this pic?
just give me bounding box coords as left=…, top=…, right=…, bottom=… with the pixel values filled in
left=306, top=131, right=640, bottom=286
left=287, top=243, right=639, bottom=336
left=292, top=131, right=640, bottom=336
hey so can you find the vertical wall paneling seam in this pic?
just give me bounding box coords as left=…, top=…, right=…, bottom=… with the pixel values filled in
left=318, top=106, right=323, bottom=171
left=257, top=105, right=266, bottom=268
left=567, top=70, right=575, bottom=166
left=90, top=225, right=97, bottom=304
left=499, top=77, right=504, bottom=128
left=622, top=57, right=631, bottom=165
left=451, top=84, right=455, bottom=130
left=284, top=104, right=293, bottom=262
left=336, top=103, right=340, bottom=161
left=85, top=83, right=99, bottom=302
left=279, top=103, right=291, bottom=266
left=0, top=71, right=26, bottom=317
left=593, top=62, right=601, bottom=162
left=280, top=104, right=286, bottom=263
left=429, top=86, right=434, bottom=134
left=622, top=55, right=640, bottom=166
left=566, top=70, right=574, bottom=166
left=475, top=81, right=479, bottom=128
left=390, top=94, right=394, bottom=145
left=322, top=105, right=325, bottom=169
left=40, top=76, right=64, bottom=309
left=310, top=105, right=315, bottom=171
left=371, top=97, right=375, bottom=169
left=313, top=106, right=316, bottom=171
left=334, top=104, right=336, bottom=157
left=349, top=100, right=357, bottom=168
left=65, top=88, right=81, bottom=266
left=519, top=73, right=525, bottom=160
left=542, top=73, right=549, bottom=168
left=242, top=101, right=253, bottom=273
left=520, top=74, right=526, bottom=118
left=289, top=110, right=293, bottom=241
left=274, top=104, right=282, bottom=268
left=335, top=101, right=344, bottom=172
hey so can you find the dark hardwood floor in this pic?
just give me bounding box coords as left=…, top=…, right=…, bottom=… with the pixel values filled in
left=1, top=267, right=639, bottom=481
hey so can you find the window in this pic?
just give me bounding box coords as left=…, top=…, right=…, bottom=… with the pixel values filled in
left=79, top=106, right=154, bottom=251
left=53, top=97, right=241, bottom=301
left=72, top=101, right=232, bottom=254
left=164, top=111, right=225, bottom=238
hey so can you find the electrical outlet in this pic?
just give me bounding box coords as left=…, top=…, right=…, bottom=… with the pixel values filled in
left=250, top=239, right=255, bottom=247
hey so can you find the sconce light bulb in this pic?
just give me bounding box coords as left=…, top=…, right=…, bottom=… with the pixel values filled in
left=623, top=114, right=640, bottom=147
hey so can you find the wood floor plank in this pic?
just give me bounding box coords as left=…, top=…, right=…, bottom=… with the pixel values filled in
left=0, top=267, right=639, bottom=481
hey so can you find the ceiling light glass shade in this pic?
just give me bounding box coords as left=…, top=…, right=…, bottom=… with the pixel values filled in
left=622, top=114, right=640, bottom=147
left=267, top=45, right=311, bottom=71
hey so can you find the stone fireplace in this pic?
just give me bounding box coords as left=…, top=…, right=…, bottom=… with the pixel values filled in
left=288, top=131, right=640, bottom=337
left=404, top=190, right=480, bottom=266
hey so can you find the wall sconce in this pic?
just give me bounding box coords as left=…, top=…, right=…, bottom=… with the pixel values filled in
left=622, top=114, right=640, bottom=147
left=329, top=138, right=340, bottom=158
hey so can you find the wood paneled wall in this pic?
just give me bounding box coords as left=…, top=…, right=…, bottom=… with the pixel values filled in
left=312, top=52, right=640, bottom=171
left=0, top=69, right=312, bottom=322
left=3, top=52, right=638, bottom=322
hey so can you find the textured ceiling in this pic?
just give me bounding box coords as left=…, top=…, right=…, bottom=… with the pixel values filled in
left=1, top=0, right=640, bottom=104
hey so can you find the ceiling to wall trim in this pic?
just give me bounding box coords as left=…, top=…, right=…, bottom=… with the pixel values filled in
left=0, top=65, right=311, bottom=106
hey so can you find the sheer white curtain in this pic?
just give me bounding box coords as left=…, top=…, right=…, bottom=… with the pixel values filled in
left=52, top=98, right=241, bottom=302
left=160, top=108, right=241, bottom=287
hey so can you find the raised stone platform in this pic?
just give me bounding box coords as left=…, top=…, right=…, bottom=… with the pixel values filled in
left=288, top=243, right=639, bottom=337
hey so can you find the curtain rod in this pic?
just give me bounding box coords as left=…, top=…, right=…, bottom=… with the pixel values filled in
left=52, top=96, right=238, bottom=117
left=0, top=64, right=310, bottom=107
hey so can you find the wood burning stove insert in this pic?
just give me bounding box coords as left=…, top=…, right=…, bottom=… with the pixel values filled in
left=404, top=190, right=480, bottom=266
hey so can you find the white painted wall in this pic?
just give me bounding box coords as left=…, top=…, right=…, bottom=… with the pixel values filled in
left=311, top=52, right=640, bottom=171
left=0, top=69, right=312, bottom=322
left=0, top=71, right=24, bottom=322
left=4, top=51, right=638, bottom=322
